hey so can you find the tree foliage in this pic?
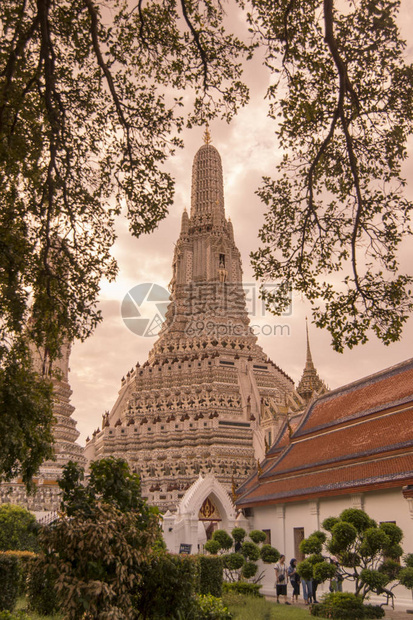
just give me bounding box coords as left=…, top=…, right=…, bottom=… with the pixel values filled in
left=249, top=0, right=413, bottom=352
left=208, top=527, right=279, bottom=584
left=37, top=458, right=160, bottom=619
left=59, top=456, right=148, bottom=516
left=303, top=509, right=405, bottom=605
left=0, top=346, right=53, bottom=488
left=0, top=505, right=39, bottom=552
left=2, top=0, right=413, bottom=486
left=0, top=0, right=251, bottom=484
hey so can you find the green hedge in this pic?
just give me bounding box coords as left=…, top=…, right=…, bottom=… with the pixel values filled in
left=0, top=554, right=19, bottom=611
left=198, top=555, right=223, bottom=597
left=134, top=554, right=199, bottom=619
left=222, top=582, right=263, bottom=597
left=0, top=612, right=29, bottom=620
left=27, top=558, right=60, bottom=617
left=3, top=551, right=36, bottom=596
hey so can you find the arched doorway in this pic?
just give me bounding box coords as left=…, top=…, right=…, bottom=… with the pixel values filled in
left=198, top=496, right=222, bottom=540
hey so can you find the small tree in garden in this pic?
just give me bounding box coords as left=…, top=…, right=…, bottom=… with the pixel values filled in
left=205, top=527, right=279, bottom=583
left=299, top=509, right=405, bottom=606
left=35, top=458, right=160, bottom=619
left=0, top=505, right=39, bottom=552
left=399, top=554, right=413, bottom=599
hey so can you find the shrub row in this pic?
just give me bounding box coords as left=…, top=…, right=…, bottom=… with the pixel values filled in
left=0, top=555, right=19, bottom=612
left=222, top=582, right=263, bottom=597
left=311, top=593, right=385, bottom=619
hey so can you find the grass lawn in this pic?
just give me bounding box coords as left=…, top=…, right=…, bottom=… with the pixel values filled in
left=14, top=593, right=311, bottom=619
left=223, top=593, right=311, bottom=619
left=15, top=597, right=62, bottom=620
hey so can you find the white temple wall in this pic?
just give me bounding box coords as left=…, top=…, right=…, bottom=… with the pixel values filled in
left=249, top=488, right=413, bottom=608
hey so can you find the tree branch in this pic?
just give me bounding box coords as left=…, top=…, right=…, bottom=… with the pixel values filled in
left=179, top=0, right=208, bottom=90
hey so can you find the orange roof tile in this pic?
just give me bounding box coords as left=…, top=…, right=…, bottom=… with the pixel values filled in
left=297, top=359, right=413, bottom=435
left=237, top=358, right=413, bottom=508
left=263, top=406, right=413, bottom=477
left=237, top=453, right=413, bottom=506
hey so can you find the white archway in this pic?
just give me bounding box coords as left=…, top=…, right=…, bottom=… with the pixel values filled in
left=162, top=474, right=238, bottom=553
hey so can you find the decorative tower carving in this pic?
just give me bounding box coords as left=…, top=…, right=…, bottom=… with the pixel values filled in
left=85, top=134, right=297, bottom=511
left=297, top=320, right=328, bottom=404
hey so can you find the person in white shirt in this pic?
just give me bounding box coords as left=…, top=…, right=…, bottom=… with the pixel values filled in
left=274, top=554, right=290, bottom=605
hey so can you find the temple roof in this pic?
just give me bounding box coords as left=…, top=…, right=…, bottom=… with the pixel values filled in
left=236, top=357, right=413, bottom=507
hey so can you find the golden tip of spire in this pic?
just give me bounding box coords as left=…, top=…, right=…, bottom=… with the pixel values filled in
left=203, top=123, right=212, bottom=145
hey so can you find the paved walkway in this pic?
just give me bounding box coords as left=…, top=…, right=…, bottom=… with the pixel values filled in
left=266, top=596, right=413, bottom=618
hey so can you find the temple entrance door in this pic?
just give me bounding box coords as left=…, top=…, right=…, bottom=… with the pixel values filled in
left=198, top=496, right=222, bottom=544
left=204, top=521, right=219, bottom=540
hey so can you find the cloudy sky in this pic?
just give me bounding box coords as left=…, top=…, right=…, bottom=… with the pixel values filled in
left=69, top=2, right=413, bottom=443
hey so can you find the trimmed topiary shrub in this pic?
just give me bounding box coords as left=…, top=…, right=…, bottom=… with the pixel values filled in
left=231, top=528, right=246, bottom=544
left=240, top=541, right=260, bottom=561
left=248, top=530, right=267, bottom=544
left=26, top=559, right=60, bottom=617
left=0, top=554, right=19, bottom=612
left=222, top=581, right=262, bottom=597
left=211, top=530, right=233, bottom=550
left=223, top=552, right=244, bottom=571
left=204, top=539, right=221, bottom=555
left=198, top=555, right=223, bottom=597
left=311, top=592, right=365, bottom=619
left=241, top=561, right=258, bottom=579
left=259, top=544, right=279, bottom=564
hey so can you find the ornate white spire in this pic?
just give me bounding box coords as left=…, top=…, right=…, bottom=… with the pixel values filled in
left=297, top=319, right=327, bottom=404
left=190, top=140, right=225, bottom=222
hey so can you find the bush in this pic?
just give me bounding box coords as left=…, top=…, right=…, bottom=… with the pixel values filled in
left=212, top=530, right=233, bottom=551
left=0, top=612, right=29, bottom=620
left=26, top=559, right=60, bottom=616
left=222, top=582, right=262, bottom=597
left=241, top=561, right=258, bottom=579
left=223, top=553, right=244, bottom=571
left=300, top=534, right=323, bottom=555
left=330, top=522, right=358, bottom=549
left=259, top=544, right=279, bottom=564
left=231, top=528, right=246, bottom=544
left=205, top=540, right=221, bottom=555
left=363, top=604, right=385, bottom=618
left=340, top=509, right=372, bottom=533
left=0, top=554, right=19, bottom=612
left=297, top=559, right=314, bottom=581
left=313, top=560, right=337, bottom=583
left=248, top=530, right=266, bottom=544
left=135, top=553, right=199, bottom=619
left=322, top=517, right=339, bottom=532
left=311, top=592, right=365, bottom=619
left=3, top=551, right=36, bottom=597
left=0, top=506, right=39, bottom=553
left=199, top=555, right=223, bottom=597
left=399, top=566, right=413, bottom=589
left=194, top=594, right=232, bottom=620
left=240, top=541, right=259, bottom=561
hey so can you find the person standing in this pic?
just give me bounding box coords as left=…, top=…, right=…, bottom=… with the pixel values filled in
left=287, top=558, right=300, bottom=603
left=301, top=574, right=313, bottom=605
left=275, top=554, right=290, bottom=605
